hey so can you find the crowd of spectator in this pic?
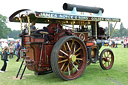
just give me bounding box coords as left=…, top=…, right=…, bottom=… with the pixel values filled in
left=0, top=40, right=21, bottom=61
left=109, top=39, right=128, bottom=48
left=0, top=40, right=21, bottom=72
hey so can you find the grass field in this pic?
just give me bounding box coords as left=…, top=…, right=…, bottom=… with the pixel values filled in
left=0, top=45, right=128, bottom=85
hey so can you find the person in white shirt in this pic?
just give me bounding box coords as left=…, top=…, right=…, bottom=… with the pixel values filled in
left=1, top=42, right=8, bottom=49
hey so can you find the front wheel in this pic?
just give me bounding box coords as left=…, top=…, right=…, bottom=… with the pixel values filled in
left=99, top=49, right=114, bottom=70
left=51, top=36, right=87, bottom=80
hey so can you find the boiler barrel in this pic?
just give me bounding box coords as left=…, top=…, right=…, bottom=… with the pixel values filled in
left=63, top=3, right=104, bottom=13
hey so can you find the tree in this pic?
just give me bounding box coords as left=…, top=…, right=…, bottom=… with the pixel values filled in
left=8, top=30, right=20, bottom=39
left=111, top=29, right=120, bottom=37
left=104, top=22, right=128, bottom=38
left=119, top=22, right=126, bottom=37
left=0, top=14, right=11, bottom=38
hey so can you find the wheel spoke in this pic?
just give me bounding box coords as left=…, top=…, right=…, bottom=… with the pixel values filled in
left=58, top=59, right=68, bottom=64
left=60, top=62, right=66, bottom=71
left=110, top=58, right=112, bottom=62
left=63, top=63, right=69, bottom=73
left=108, top=54, right=111, bottom=57
left=105, top=62, right=107, bottom=67
left=66, top=42, right=71, bottom=51
left=72, top=62, right=79, bottom=71
left=75, top=61, right=79, bottom=65
left=107, top=52, right=110, bottom=57
left=108, top=57, right=111, bottom=62
left=103, top=53, right=106, bottom=58
left=108, top=62, right=109, bottom=66
left=71, top=40, right=74, bottom=49
left=73, top=44, right=76, bottom=55
left=71, top=65, right=73, bottom=74
left=103, top=62, right=106, bottom=66
left=63, top=44, right=67, bottom=51
left=74, top=47, right=81, bottom=54
left=59, top=55, right=66, bottom=58
left=60, top=50, right=69, bottom=56
left=68, top=66, right=71, bottom=75
left=76, top=58, right=83, bottom=60
left=76, top=53, right=81, bottom=57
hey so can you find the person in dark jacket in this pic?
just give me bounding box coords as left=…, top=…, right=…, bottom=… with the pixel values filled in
left=0, top=46, right=8, bottom=72
left=15, top=41, right=21, bottom=62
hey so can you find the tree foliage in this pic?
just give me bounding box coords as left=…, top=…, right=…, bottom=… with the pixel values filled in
left=114, top=23, right=128, bottom=37
left=0, top=14, right=20, bottom=39
left=105, top=23, right=128, bottom=38
left=8, top=30, right=20, bottom=39
left=0, top=14, right=11, bottom=38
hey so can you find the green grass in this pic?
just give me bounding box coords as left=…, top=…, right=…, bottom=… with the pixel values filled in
left=0, top=45, right=128, bottom=85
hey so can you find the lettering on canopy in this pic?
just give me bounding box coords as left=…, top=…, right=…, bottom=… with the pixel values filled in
left=36, top=12, right=120, bottom=22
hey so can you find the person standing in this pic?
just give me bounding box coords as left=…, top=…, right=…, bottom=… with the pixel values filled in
left=15, top=41, right=21, bottom=62
left=30, top=21, right=36, bottom=31
left=0, top=46, right=8, bottom=73
left=124, top=39, right=127, bottom=48
left=127, top=39, right=128, bottom=48
left=9, top=42, right=14, bottom=59
left=121, top=40, right=123, bottom=48
left=30, top=21, right=36, bottom=33
left=23, top=24, right=28, bottom=35
left=115, top=41, right=118, bottom=48
left=1, top=41, right=8, bottom=50
left=109, top=40, right=112, bottom=47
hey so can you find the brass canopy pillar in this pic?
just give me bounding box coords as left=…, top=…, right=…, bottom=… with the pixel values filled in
left=72, top=21, right=75, bottom=32
left=108, top=22, right=110, bottom=37
left=95, top=21, right=97, bottom=39
left=110, top=22, right=117, bottom=36
left=19, top=18, right=23, bottom=33
left=27, top=16, right=31, bottom=35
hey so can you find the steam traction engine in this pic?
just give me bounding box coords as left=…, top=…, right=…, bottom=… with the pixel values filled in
left=9, top=3, right=120, bottom=80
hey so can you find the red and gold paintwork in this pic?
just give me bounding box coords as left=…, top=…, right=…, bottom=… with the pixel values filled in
left=22, top=23, right=95, bottom=72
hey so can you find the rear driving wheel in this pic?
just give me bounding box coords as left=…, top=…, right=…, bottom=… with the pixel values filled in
left=99, top=49, right=114, bottom=70
left=51, top=36, right=87, bottom=80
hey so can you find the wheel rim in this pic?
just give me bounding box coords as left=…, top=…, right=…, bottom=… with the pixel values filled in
left=101, top=50, right=114, bottom=69
left=58, top=38, right=87, bottom=79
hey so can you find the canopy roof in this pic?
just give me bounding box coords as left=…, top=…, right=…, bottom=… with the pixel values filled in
left=9, top=9, right=120, bottom=25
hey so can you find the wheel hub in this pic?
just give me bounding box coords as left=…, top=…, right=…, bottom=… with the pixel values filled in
left=104, top=57, right=110, bottom=62
left=69, top=54, right=76, bottom=62
left=106, top=57, right=110, bottom=62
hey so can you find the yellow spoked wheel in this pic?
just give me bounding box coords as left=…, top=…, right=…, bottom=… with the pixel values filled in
left=99, top=49, right=114, bottom=70
left=51, top=36, right=87, bottom=80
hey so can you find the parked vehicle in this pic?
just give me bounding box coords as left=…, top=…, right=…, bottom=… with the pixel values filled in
left=9, top=3, right=120, bottom=80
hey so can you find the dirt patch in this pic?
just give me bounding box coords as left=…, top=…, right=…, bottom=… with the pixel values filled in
left=12, top=74, right=33, bottom=80
left=12, top=76, right=25, bottom=80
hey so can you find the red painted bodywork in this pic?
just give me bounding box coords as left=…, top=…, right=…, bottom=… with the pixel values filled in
left=23, top=35, right=54, bottom=71
left=22, top=23, right=95, bottom=72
